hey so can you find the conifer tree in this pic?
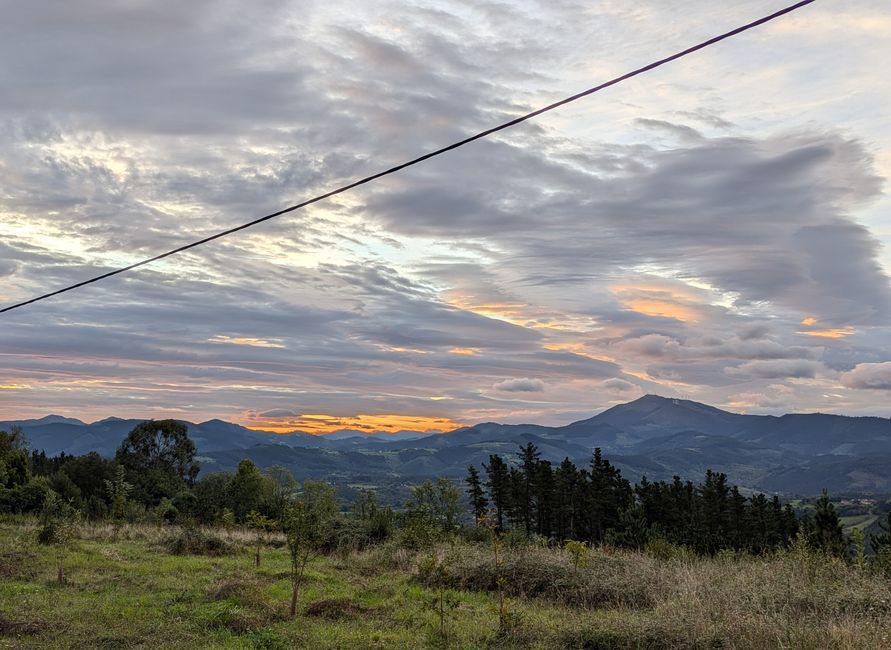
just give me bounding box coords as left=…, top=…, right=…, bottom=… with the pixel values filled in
left=517, top=443, right=540, bottom=535
left=483, top=455, right=510, bottom=531
left=465, top=465, right=488, bottom=524
left=805, top=489, right=845, bottom=556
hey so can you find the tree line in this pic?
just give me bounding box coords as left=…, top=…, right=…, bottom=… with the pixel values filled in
left=1, top=421, right=878, bottom=560
left=466, top=443, right=855, bottom=556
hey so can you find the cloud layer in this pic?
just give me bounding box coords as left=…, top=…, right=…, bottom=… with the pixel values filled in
left=1, top=0, right=890, bottom=427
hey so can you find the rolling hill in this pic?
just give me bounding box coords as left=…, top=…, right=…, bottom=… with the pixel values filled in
left=4, top=395, right=891, bottom=496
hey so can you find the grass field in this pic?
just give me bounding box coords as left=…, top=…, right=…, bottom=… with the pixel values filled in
left=3, top=518, right=891, bottom=649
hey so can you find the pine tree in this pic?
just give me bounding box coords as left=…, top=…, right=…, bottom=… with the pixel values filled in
left=465, top=465, right=488, bottom=524
left=610, top=503, right=649, bottom=549
left=554, top=458, right=580, bottom=541
left=483, top=454, right=510, bottom=531
left=517, top=443, right=540, bottom=535
left=534, top=460, right=554, bottom=537
left=806, top=489, right=845, bottom=556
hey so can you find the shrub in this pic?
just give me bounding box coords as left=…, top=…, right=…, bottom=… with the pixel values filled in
left=417, top=542, right=658, bottom=609
left=163, top=526, right=231, bottom=556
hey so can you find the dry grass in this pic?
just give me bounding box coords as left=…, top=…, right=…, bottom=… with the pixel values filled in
left=416, top=540, right=891, bottom=649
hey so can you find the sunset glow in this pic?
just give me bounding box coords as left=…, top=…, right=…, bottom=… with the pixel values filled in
left=246, top=413, right=465, bottom=435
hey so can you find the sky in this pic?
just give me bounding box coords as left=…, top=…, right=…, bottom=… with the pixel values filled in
left=1, top=0, right=890, bottom=433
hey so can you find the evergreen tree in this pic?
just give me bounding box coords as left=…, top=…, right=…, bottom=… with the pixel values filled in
left=534, top=459, right=554, bottom=537
left=517, top=443, right=540, bottom=535
left=553, top=458, right=580, bottom=541
left=610, top=503, right=649, bottom=549
left=465, top=465, right=488, bottom=524
left=805, top=489, right=845, bottom=556
left=483, top=454, right=510, bottom=531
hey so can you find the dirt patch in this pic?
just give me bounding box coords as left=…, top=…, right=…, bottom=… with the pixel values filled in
left=0, top=550, right=38, bottom=580
left=207, top=576, right=258, bottom=602
left=0, top=615, right=44, bottom=636
left=305, top=598, right=375, bottom=620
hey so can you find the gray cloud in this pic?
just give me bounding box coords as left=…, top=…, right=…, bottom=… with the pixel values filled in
left=493, top=377, right=545, bottom=392
left=727, top=359, right=824, bottom=380
left=601, top=378, right=638, bottom=393
left=257, top=409, right=301, bottom=418
left=840, top=363, right=891, bottom=390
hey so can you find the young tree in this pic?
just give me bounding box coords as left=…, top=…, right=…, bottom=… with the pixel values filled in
left=282, top=481, right=338, bottom=617
left=38, top=491, right=80, bottom=584
left=104, top=465, right=132, bottom=537
left=246, top=510, right=275, bottom=567
left=465, top=465, right=488, bottom=524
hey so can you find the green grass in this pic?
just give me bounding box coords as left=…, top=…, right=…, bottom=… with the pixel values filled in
left=841, top=514, right=878, bottom=531
left=3, top=519, right=891, bottom=649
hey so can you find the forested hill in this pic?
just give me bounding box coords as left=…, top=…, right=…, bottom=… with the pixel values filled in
left=5, top=395, right=891, bottom=496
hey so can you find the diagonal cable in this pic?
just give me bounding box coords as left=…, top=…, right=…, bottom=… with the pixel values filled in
left=0, top=0, right=816, bottom=315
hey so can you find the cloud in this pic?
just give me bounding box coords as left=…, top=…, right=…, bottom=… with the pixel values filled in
left=840, top=363, right=891, bottom=390
left=727, top=359, right=824, bottom=380
left=493, top=378, right=545, bottom=393
left=257, top=409, right=301, bottom=418
left=1, top=0, right=890, bottom=423
left=601, top=378, right=638, bottom=393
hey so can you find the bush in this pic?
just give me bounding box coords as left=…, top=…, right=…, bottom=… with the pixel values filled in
left=163, top=526, right=231, bottom=556
left=417, top=542, right=658, bottom=609
left=0, top=478, right=52, bottom=514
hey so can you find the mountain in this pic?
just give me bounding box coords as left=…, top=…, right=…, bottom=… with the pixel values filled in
left=1, top=414, right=86, bottom=428
left=5, top=395, right=891, bottom=496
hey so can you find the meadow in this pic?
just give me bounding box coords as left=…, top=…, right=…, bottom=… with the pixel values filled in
left=3, top=517, right=891, bottom=649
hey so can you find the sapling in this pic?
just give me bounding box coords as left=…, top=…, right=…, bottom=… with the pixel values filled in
left=479, top=512, right=508, bottom=631
left=564, top=539, right=589, bottom=569
left=419, top=544, right=460, bottom=642
left=104, top=465, right=132, bottom=540
left=850, top=527, right=867, bottom=571
left=246, top=510, right=275, bottom=567
left=38, top=491, right=80, bottom=584
left=282, top=481, right=336, bottom=617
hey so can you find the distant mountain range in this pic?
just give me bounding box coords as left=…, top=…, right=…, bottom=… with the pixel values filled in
left=4, top=395, right=891, bottom=496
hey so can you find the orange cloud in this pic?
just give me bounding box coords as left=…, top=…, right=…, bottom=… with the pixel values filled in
left=208, top=335, right=285, bottom=348
left=449, top=347, right=477, bottom=355
left=443, top=291, right=528, bottom=323
left=246, top=413, right=464, bottom=435
left=610, top=282, right=703, bottom=323
left=799, top=327, right=854, bottom=339
left=620, top=298, right=699, bottom=322
left=543, top=342, right=614, bottom=362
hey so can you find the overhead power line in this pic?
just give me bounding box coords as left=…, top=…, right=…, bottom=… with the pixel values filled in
left=0, top=0, right=815, bottom=315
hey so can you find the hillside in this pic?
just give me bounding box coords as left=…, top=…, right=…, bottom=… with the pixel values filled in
left=5, top=395, right=891, bottom=496
left=2, top=519, right=890, bottom=649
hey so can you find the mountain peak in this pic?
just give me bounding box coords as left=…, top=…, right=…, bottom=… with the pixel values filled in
left=580, top=394, right=742, bottom=438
